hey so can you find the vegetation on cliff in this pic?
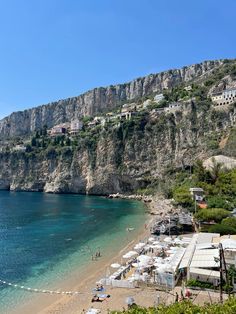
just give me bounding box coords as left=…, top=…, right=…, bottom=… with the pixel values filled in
left=168, top=158, right=236, bottom=234
left=0, top=59, right=235, bottom=194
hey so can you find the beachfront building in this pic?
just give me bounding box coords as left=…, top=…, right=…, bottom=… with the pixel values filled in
left=211, top=88, right=236, bottom=107
left=179, top=233, right=220, bottom=284
left=70, top=120, right=83, bottom=135
left=212, top=236, right=236, bottom=266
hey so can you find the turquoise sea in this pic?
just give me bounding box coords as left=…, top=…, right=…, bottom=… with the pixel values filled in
left=0, top=191, right=146, bottom=313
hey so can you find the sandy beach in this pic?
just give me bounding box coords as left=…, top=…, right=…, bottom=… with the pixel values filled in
left=13, top=196, right=212, bottom=314
left=7, top=196, right=226, bottom=314
left=11, top=199, right=155, bottom=314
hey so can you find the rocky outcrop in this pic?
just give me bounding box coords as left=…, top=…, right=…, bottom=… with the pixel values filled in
left=203, top=155, right=236, bottom=170
left=0, top=60, right=224, bottom=139
left=0, top=104, right=235, bottom=195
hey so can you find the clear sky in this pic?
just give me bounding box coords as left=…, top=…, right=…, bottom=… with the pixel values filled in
left=0, top=0, right=235, bottom=119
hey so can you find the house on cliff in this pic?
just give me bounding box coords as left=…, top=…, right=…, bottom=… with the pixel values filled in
left=211, top=88, right=236, bottom=107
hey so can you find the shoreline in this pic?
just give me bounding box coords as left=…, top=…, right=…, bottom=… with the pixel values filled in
left=40, top=214, right=153, bottom=314
left=10, top=197, right=153, bottom=314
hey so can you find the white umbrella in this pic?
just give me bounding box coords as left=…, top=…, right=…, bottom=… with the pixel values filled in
left=86, top=309, right=101, bottom=314
left=132, top=262, right=140, bottom=268
left=137, top=255, right=153, bottom=264
left=164, top=237, right=172, bottom=242
left=111, top=263, right=121, bottom=268
left=134, top=242, right=146, bottom=250
left=126, top=296, right=135, bottom=305
left=148, top=237, right=155, bottom=242
left=174, top=238, right=183, bottom=244
left=153, top=244, right=163, bottom=249
left=122, top=251, right=138, bottom=259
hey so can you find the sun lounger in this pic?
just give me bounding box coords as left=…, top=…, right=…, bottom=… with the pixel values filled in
left=86, top=308, right=101, bottom=314
left=91, top=294, right=111, bottom=302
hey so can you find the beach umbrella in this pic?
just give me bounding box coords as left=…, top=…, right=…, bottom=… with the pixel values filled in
left=86, top=309, right=101, bottom=314
left=123, top=250, right=138, bottom=259
left=132, top=263, right=139, bottom=268
left=137, top=255, right=153, bottom=266
left=125, top=296, right=135, bottom=305
left=164, top=237, right=172, bottom=242
left=111, top=263, right=121, bottom=268
left=148, top=237, right=155, bottom=242
left=174, top=238, right=183, bottom=244
left=134, top=242, right=146, bottom=250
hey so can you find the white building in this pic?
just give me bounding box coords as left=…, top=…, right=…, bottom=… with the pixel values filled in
left=211, top=88, right=236, bottom=106
left=154, top=93, right=164, bottom=103
left=184, top=85, right=192, bottom=91
left=164, top=102, right=182, bottom=112
left=121, top=103, right=136, bottom=113
left=70, top=120, right=83, bottom=135
left=179, top=233, right=220, bottom=283
left=13, top=145, right=26, bottom=152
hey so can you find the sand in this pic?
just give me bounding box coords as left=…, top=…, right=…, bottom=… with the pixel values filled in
left=12, top=204, right=155, bottom=314
left=11, top=197, right=218, bottom=314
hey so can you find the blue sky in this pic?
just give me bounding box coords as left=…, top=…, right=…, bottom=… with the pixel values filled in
left=0, top=0, right=235, bottom=119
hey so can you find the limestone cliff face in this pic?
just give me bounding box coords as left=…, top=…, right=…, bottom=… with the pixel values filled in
left=0, top=60, right=222, bottom=139
left=0, top=104, right=235, bottom=194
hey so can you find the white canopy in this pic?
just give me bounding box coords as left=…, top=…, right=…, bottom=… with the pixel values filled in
left=111, top=263, right=121, bottom=268
left=137, top=255, right=153, bottom=267
left=148, top=237, right=155, bottom=242
left=221, top=239, right=236, bottom=249
left=134, top=242, right=146, bottom=250
left=122, top=251, right=138, bottom=259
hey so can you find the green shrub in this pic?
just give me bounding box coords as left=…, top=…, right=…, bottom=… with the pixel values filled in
left=110, top=298, right=236, bottom=314
left=221, top=217, right=236, bottom=229
left=208, top=223, right=236, bottom=235
left=207, top=195, right=232, bottom=210
left=173, top=186, right=193, bottom=208
left=195, top=208, right=230, bottom=223
left=186, top=278, right=214, bottom=289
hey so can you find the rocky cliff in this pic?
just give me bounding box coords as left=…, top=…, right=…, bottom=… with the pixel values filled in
left=0, top=60, right=223, bottom=139
left=0, top=102, right=235, bottom=194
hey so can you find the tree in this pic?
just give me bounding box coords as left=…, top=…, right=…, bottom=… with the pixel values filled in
left=35, top=130, right=40, bottom=139
left=209, top=158, right=223, bottom=184
left=173, top=186, right=193, bottom=208
left=42, top=125, right=48, bottom=136
left=25, top=144, right=32, bottom=152
left=193, top=160, right=208, bottom=182
left=208, top=223, right=236, bottom=235
left=195, top=208, right=229, bottom=223
left=31, top=137, right=37, bottom=147
left=65, top=138, right=71, bottom=146
left=221, top=217, right=236, bottom=229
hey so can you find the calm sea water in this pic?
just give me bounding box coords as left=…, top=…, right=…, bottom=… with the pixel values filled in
left=0, top=191, right=146, bottom=313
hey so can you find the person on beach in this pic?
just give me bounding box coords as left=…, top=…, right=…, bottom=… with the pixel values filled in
left=185, top=289, right=191, bottom=298
left=175, top=292, right=179, bottom=303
